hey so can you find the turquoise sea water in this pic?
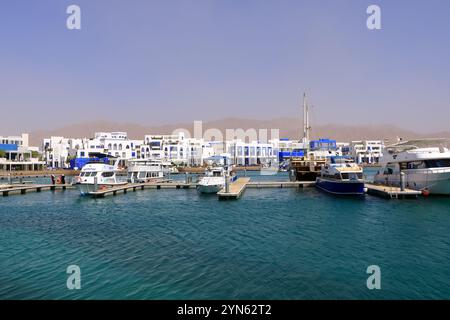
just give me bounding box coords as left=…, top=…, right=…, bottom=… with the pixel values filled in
left=1, top=171, right=449, bottom=299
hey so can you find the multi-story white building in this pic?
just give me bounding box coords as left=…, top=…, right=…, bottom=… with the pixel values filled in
left=226, top=140, right=278, bottom=166
left=349, top=140, right=384, bottom=164
left=143, top=132, right=213, bottom=166
left=84, top=132, right=142, bottom=160
left=42, top=136, right=74, bottom=168
left=1, top=133, right=45, bottom=171
left=43, top=132, right=143, bottom=168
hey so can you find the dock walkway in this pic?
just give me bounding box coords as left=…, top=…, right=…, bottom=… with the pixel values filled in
left=247, top=181, right=315, bottom=188
left=217, top=177, right=251, bottom=200
left=87, top=181, right=197, bottom=198
left=365, top=183, right=422, bottom=199
left=0, top=184, right=73, bottom=196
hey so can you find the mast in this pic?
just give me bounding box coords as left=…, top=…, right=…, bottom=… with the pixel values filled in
left=302, top=93, right=311, bottom=151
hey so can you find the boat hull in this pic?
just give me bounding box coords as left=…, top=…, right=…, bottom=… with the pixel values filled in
left=78, top=183, right=127, bottom=195
left=316, top=177, right=365, bottom=195
left=196, top=184, right=224, bottom=194
left=374, top=169, right=450, bottom=195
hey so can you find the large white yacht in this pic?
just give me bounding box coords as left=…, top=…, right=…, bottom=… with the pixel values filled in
left=127, top=159, right=170, bottom=183
left=75, top=156, right=126, bottom=195
left=374, top=139, right=450, bottom=195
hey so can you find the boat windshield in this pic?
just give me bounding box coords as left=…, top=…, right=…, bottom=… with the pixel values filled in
left=424, top=159, right=450, bottom=168
left=399, top=159, right=450, bottom=169
left=341, top=173, right=363, bottom=180
left=82, top=172, right=98, bottom=177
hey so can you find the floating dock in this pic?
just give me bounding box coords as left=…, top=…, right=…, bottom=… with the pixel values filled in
left=217, top=177, right=251, bottom=200
left=0, top=184, right=73, bottom=196
left=87, top=181, right=197, bottom=198
left=365, top=183, right=422, bottom=199
left=247, top=181, right=315, bottom=188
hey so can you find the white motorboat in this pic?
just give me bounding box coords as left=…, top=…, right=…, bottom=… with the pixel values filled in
left=127, top=159, right=170, bottom=183
left=197, top=167, right=228, bottom=194
left=74, top=156, right=126, bottom=195
left=374, top=139, right=450, bottom=195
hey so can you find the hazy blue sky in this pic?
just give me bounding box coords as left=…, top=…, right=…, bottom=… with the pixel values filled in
left=1, top=0, right=449, bottom=133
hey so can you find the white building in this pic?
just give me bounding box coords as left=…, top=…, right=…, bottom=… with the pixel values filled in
left=1, top=133, right=45, bottom=171
left=42, top=136, right=74, bottom=168
left=226, top=140, right=277, bottom=166
left=143, top=132, right=212, bottom=166
left=350, top=140, right=384, bottom=164
left=84, top=132, right=142, bottom=160
left=43, top=132, right=143, bottom=168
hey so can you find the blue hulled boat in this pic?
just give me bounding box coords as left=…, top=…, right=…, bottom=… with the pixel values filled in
left=315, top=157, right=365, bottom=196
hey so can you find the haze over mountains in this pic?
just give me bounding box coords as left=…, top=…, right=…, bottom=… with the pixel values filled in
left=28, top=117, right=450, bottom=147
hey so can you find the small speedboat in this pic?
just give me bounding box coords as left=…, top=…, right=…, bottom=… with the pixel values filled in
left=315, top=157, right=365, bottom=196
left=197, top=167, right=226, bottom=194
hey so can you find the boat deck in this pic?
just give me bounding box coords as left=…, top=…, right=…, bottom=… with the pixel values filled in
left=365, top=183, right=422, bottom=199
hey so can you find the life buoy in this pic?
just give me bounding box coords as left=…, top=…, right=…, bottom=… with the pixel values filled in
left=56, top=177, right=62, bottom=184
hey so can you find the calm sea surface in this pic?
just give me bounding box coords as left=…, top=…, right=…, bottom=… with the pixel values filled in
left=1, top=171, right=449, bottom=299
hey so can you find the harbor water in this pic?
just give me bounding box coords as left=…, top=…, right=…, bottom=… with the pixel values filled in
left=1, top=171, right=450, bottom=299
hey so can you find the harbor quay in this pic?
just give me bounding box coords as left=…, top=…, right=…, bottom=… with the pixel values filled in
left=1, top=127, right=450, bottom=198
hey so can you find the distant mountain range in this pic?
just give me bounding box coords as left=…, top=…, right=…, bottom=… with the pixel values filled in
left=29, top=117, right=450, bottom=147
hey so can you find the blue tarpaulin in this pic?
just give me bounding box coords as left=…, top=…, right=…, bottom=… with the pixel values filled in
left=0, top=144, right=18, bottom=151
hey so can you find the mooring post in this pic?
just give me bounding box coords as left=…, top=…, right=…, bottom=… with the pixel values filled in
left=400, top=171, right=406, bottom=191
left=225, top=174, right=230, bottom=193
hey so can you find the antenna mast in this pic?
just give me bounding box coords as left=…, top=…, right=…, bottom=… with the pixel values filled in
left=302, top=93, right=311, bottom=149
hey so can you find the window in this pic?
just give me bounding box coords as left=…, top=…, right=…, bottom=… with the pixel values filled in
left=384, top=163, right=396, bottom=175
left=424, top=159, right=450, bottom=168
left=407, top=161, right=426, bottom=170
left=101, top=172, right=114, bottom=177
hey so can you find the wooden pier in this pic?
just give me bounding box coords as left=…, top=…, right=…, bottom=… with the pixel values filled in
left=217, top=177, right=251, bottom=200
left=247, top=181, right=315, bottom=188
left=365, top=183, right=422, bottom=199
left=87, top=181, right=197, bottom=198
left=0, top=184, right=73, bottom=196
